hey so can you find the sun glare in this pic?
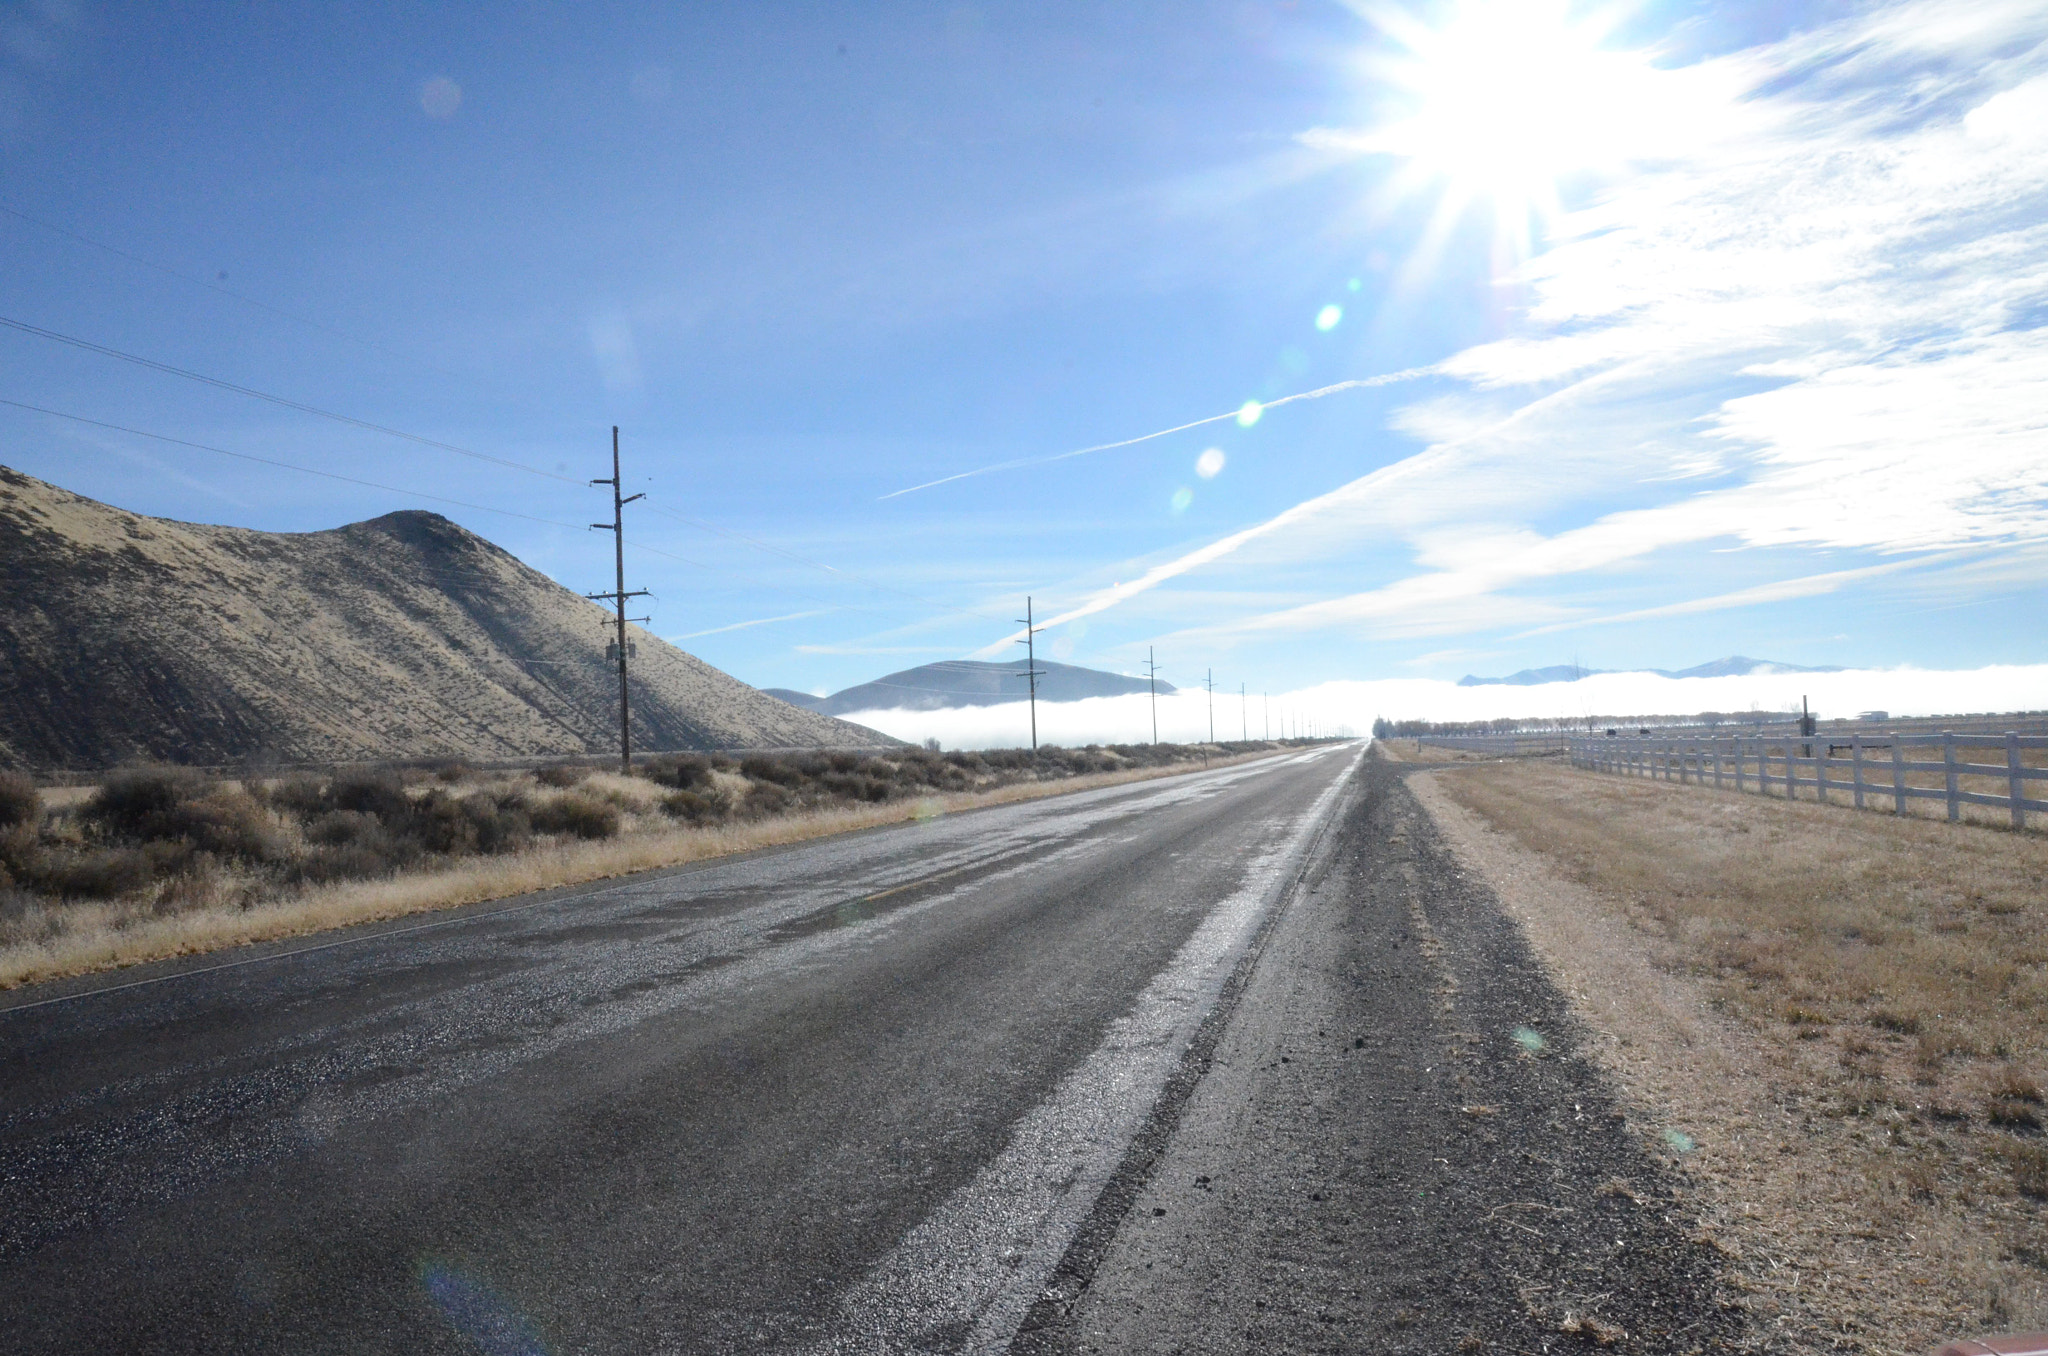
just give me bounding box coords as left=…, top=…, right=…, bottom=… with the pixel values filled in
left=1351, top=1, right=1683, bottom=252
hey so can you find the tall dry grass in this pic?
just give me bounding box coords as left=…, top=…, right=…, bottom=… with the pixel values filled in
left=1427, top=757, right=2048, bottom=1347
left=0, top=749, right=1282, bottom=991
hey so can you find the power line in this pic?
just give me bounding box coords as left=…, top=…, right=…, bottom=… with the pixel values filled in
left=0, top=315, right=1024, bottom=635
left=0, top=314, right=576, bottom=482
left=639, top=502, right=1011, bottom=626
left=0, top=201, right=467, bottom=379
left=0, top=398, right=589, bottom=531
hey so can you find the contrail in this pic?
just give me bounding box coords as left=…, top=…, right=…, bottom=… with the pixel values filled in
left=877, top=367, right=1435, bottom=501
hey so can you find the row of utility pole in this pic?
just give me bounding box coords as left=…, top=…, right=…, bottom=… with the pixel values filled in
left=1005, top=629, right=1320, bottom=752
left=591, top=429, right=1333, bottom=767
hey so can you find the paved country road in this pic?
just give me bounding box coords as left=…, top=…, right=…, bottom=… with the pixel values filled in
left=0, top=745, right=1364, bottom=1355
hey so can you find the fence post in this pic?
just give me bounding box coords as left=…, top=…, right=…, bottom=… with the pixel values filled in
left=1944, top=732, right=1959, bottom=823
left=1851, top=736, right=1865, bottom=810
left=1891, top=739, right=1905, bottom=815
left=1815, top=739, right=1829, bottom=805
left=2010, top=732, right=2026, bottom=831
left=1735, top=739, right=1746, bottom=793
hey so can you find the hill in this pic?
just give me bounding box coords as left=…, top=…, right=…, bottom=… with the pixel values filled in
left=0, top=467, right=891, bottom=769
left=1456, top=655, right=1843, bottom=687
left=768, top=659, right=1175, bottom=714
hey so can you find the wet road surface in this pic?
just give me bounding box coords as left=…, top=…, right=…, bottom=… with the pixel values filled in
left=0, top=745, right=1360, bottom=1354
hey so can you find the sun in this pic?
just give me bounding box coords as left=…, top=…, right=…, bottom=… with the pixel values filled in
left=1341, top=0, right=1673, bottom=256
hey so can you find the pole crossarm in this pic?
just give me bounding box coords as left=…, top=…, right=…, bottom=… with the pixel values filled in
left=1012, top=597, right=1047, bottom=752
left=593, top=426, right=644, bottom=774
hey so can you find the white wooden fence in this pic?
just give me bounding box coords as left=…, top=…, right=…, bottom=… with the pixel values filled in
left=1569, top=731, right=2048, bottom=830
left=1412, top=733, right=1571, bottom=756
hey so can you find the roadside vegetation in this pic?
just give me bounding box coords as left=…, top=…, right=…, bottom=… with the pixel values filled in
left=1421, top=754, right=2048, bottom=1350
left=0, top=741, right=1296, bottom=989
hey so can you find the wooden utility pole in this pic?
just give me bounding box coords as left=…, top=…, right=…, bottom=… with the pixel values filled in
left=1145, top=647, right=1161, bottom=746
left=1205, top=669, right=1214, bottom=744
left=1240, top=683, right=1246, bottom=742
left=1015, top=597, right=1046, bottom=752
left=587, top=426, right=648, bottom=774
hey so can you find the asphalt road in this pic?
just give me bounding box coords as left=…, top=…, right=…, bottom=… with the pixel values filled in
left=1028, top=755, right=1751, bottom=1355
left=0, top=744, right=1361, bottom=1355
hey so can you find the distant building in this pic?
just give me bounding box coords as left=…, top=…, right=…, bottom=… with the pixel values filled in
left=1859, top=709, right=1889, bottom=721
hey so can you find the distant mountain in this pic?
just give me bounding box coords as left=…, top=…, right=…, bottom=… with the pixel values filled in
left=767, top=659, right=1176, bottom=715
left=1457, top=664, right=1608, bottom=687
left=0, top=467, right=895, bottom=769
left=1457, top=655, right=1843, bottom=687
left=1662, top=655, right=1843, bottom=679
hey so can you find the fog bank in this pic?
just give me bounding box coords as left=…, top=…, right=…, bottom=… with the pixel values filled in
left=838, top=664, right=2048, bottom=750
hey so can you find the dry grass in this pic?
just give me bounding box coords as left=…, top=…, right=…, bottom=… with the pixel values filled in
left=1418, top=756, right=2048, bottom=1353
left=1581, top=737, right=2048, bottom=831
left=0, top=749, right=1282, bottom=991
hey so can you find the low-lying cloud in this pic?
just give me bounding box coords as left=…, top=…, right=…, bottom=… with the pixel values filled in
left=840, top=663, right=2048, bottom=750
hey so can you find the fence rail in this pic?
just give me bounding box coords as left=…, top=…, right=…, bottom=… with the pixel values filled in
left=1413, top=733, right=1572, bottom=756
left=1569, top=731, right=2048, bottom=830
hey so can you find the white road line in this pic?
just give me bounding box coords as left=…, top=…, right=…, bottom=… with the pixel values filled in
left=798, top=743, right=1363, bottom=1356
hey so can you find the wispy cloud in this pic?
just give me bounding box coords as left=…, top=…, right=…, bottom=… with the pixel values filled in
left=879, top=367, right=1434, bottom=501
left=991, top=0, right=2048, bottom=652
left=672, top=609, right=827, bottom=641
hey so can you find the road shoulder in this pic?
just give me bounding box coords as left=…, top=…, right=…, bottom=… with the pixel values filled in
left=1027, top=755, right=1754, bottom=1354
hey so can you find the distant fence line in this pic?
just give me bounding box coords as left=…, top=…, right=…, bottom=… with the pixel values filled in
left=1568, top=730, right=2048, bottom=831
left=1412, top=733, right=1572, bottom=756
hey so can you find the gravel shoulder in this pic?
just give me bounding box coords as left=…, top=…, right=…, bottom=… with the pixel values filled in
left=1028, top=753, right=1756, bottom=1354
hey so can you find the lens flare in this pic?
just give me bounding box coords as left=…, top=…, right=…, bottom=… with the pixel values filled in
left=1315, top=304, right=1343, bottom=331
left=1170, top=486, right=1193, bottom=514
left=419, top=76, right=463, bottom=119
left=1235, top=400, right=1263, bottom=428
left=1195, top=448, right=1226, bottom=479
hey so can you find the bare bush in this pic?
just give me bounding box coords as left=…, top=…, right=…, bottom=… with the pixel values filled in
left=528, top=793, right=619, bottom=840
left=0, top=771, right=40, bottom=829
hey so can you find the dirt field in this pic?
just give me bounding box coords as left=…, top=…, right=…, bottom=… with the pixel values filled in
left=1415, top=754, right=2048, bottom=1352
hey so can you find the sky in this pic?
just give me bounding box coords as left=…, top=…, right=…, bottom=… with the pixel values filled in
left=2, top=0, right=2045, bottom=723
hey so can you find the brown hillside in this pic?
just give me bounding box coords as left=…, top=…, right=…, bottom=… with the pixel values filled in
left=0, top=467, right=890, bottom=769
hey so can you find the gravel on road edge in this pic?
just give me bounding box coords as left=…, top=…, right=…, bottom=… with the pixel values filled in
left=1018, top=754, right=1763, bottom=1354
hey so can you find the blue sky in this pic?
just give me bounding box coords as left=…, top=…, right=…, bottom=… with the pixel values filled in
left=3, top=0, right=2044, bottom=703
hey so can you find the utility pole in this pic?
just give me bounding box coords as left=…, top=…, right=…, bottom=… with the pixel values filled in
left=1263, top=692, right=1269, bottom=741
left=1240, top=683, right=1246, bottom=742
left=587, top=426, right=648, bottom=774
left=1015, top=596, right=1046, bottom=753
left=1145, top=647, right=1161, bottom=746
left=1205, top=669, right=1214, bottom=744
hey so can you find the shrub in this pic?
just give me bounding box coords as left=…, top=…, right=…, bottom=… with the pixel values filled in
left=41, top=847, right=154, bottom=899
left=326, top=769, right=412, bottom=824
left=172, top=790, right=285, bottom=863
left=660, top=789, right=727, bottom=823
left=0, top=824, right=37, bottom=877
left=307, top=809, right=390, bottom=850
left=529, top=793, right=619, bottom=840
left=741, top=782, right=793, bottom=817
left=86, top=766, right=204, bottom=839
left=293, top=844, right=399, bottom=884
left=0, top=771, right=40, bottom=829
left=642, top=755, right=714, bottom=791
left=266, top=772, right=330, bottom=818
left=534, top=764, right=588, bottom=789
